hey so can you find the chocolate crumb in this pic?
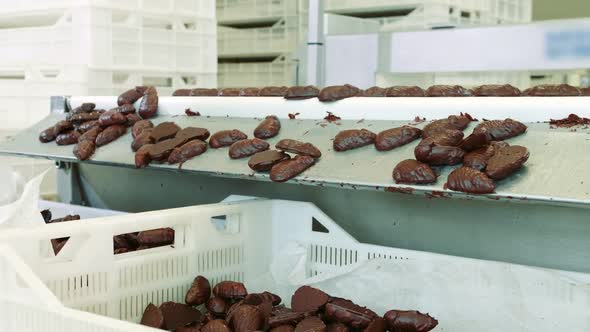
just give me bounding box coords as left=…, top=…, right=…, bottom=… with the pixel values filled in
left=288, top=113, right=300, bottom=119
left=185, top=109, right=201, bottom=116
left=324, top=112, right=341, bottom=122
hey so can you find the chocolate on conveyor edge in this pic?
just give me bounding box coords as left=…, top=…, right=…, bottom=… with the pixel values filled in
left=393, top=159, right=437, bottom=184
left=446, top=167, right=495, bottom=194
left=168, top=139, right=208, bottom=164
left=485, top=145, right=529, bottom=180
left=419, top=129, right=464, bottom=147
left=131, top=130, right=154, bottom=152
left=160, top=301, right=202, bottom=331
left=172, top=89, right=191, bottom=96
left=239, top=87, right=260, bottom=96
left=291, top=285, right=330, bottom=313
left=414, top=141, right=464, bottom=166
left=118, top=88, right=143, bottom=106
left=95, top=125, right=126, bottom=147
left=254, top=115, right=281, bottom=139
left=270, top=155, right=315, bottom=182
left=150, top=122, right=181, bottom=142
left=472, top=84, right=521, bottom=96
left=56, top=130, right=81, bottom=145
left=249, top=150, right=291, bottom=172
left=186, top=275, right=211, bottom=306
left=284, top=85, right=319, bottom=100
left=148, top=137, right=188, bottom=161
left=521, top=84, right=581, bottom=96
left=98, top=110, right=127, bottom=127
left=71, top=102, right=96, bottom=114
left=459, top=131, right=490, bottom=151
left=463, top=141, right=508, bottom=171
left=275, top=139, right=321, bottom=158
left=39, top=120, right=74, bottom=143
left=78, top=120, right=99, bottom=133
left=138, top=87, right=158, bottom=119
left=422, top=115, right=471, bottom=138
left=358, top=86, right=386, bottom=97
left=209, top=129, right=248, bottom=148
left=318, top=84, right=360, bottom=102
left=140, top=303, right=164, bottom=329
left=132, top=119, right=154, bottom=138
left=325, top=298, right=377, bottom=329
left=295, top=316, right=326, bottom=332
left=425, top=85, right=472, bottom=97
left=259, top=86, right=288, bottom=96
left=218, top=88, right=241, bottom=96
left=549, top=113, right=590, bottom=127
left=191, top=88, right=219, bottom=96
left=375, top=126, right=422, bottom=151
left=73, top=140, right=95, bottom=161
left=135, top=144, right=153, bottom=168
left=229, top=138, right=270, bottom=159
left=333, top=129, right=377, bottom=152
left=385, top=86, right=425, bottom=97
left=176, top=127, right=211, bottom=141
left=473, top=118, right=527, bottom=141
left=67, top=110, right=103, bottom=124
left=383, top=310, right=438, bottom=332
left=213, top=281, right=248, bottom=300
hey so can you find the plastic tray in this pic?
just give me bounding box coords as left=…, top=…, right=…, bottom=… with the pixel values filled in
left=218, top=55, right=298, bottom=87
left=216, top=0, right=307, bottom=25
left=0, top=198, right=587, bottom=331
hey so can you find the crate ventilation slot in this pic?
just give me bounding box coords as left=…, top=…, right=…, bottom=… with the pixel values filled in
left=312, top=217, right=329, bottom=233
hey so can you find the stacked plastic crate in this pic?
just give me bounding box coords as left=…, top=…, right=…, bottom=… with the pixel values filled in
left=0, top=0, right=217, bottom=131
left=216, top=0, right=308, bottom=88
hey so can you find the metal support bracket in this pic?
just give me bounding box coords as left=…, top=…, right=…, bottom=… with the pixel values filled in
left=56, top=161, right=88, bottom=206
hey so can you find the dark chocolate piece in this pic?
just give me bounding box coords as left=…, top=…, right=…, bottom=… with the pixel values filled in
left=446, top=167, right=495, bottom=194
left=248, top=150, right=291, bottom=172
left=140, top=303, right=164, bottom=329
left=463, top=146, right=495, bottom=171
left=98, top=110, right=127, bottom=127
left=118, top=88, right=143, bottom=106
left=137, top=228, right=174, bottom=246
left=485, top=145, right=529, bottom=180
left=425, top=85, right=471, bottom=97
left=148, top=137, right=188, bottom=161
left=40, top=209, right=52, bottom=223
left=67, top=110, right=103, bottom=124
left=422, top=115, right=470, bottom=138
left=254, top=115, right=281, bottom=139
left=259, top=86, right=288, bottom=96
left=228, top=304, right=264, bottom=332
left=73, top=140, right=95, bottom=161
left=218, top=88, right=241, bottom=96
left=132, top=119, right=154, bottom=138
left=51, top=238, right=68, bottom=255
left=176, top=326, right=203, bottom=332
left=135, top=144, right=153, bottom=168
left=472, top=84, right=521, bottom=97
left=333, top=129, right=377, bottom=152
left=213, top=281, right=248, bottom=300
left=318, top=84, right=360, bottom=102
left=580, top=87, right=590, bottom=96
left=385, top=86, right=425, bottom=97
left=39, top=120, right=74, bottom=143
left=135, top=86, right=149, bottom=95
left=114, top=248, right=129, bottom=255
left=125, top=113, right=142, bottom=127
left=173, top=89, right=192, bottom=96
left=473, top=119, right=527, bottom=141
left=270, top=155, right=315, bottom=182
left=160, top=302, right=202, bottom=331
left=327, top=323, right=349, bottom=332
left=284, top=86, right=319, bottom=100
left=269, top=309, right=305, bottom=328
left=95, top=125, right=126, bottom=147
left=202, top=319, right=232, bottom=332
left=375, top=126, right=422, bottom=151
left=229, top=138, right=270, bottom=159
left=550, top=113, right=590, bottom=127
left=78, top=120, right=99, bottom=133
left=294, top=316, right=326, bottom=332
left=275, top=139, right=321, bottom=158
left=414, top=141, right=464, bottom=166
left=176, top=127, right=210, bottom=141
left=191, top=88, right=219, bottom=96
left=363, top=317, right=386, bottom=332
left=111, top=104, right=136, bottom=115
left=186, top=276, right=211, bottom=306
left=47, top=214, right=80, bottom=224
left=138, top=87, right=158, bottom=119
left=359, top=86, right=386, bottom=97
left=71, top=103, right=96, bottom=114
left=384, top=310, right=438, bottom=332
left=392, top=159, right=437, bottom=184
left=291, top=286, right=329, bottom=313
left=272, top=326, right=296, bottom=332
left=209, top=130, right=248, bottom=148
left=419, top=129, right=464, bottom=147
left=521, top=84, right=581, bottom=96
left=150, top=122, right=181, bottom=142
left=56, top=130, right=81, bottom=145
left=324, top=298, right=377, bottom=329
left=459, top=132, right=490, bottom=151
left=168, top=139, right=207, bottom=164
left=239, top=87, right=260, bottom=96
left=207, top=297, right=230, bottom=317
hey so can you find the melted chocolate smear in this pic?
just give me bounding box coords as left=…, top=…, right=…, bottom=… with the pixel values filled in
left=324, top=112, right=341, bottom=122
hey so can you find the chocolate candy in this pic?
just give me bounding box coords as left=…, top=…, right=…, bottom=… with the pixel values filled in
left=240, top=87, right=260, bottom=96
left=73, top=140, right=95, bottom=161
left=136, top=86, right=149, bottom=95
left=56, top=130, right=81, bottom=145
left=125, top=113, right=142, bottom=127
left=459, top=132, right=490, bottom=151
left=135, top=144, right=153, bottom=168
left=270, top=155, right=315, bottom=182
left=186, top=276, right=211, bottom=306
left=385, top=86, right=425, bottom=97
left=392, top=159, right=437, bottom=184
left=414, top=141, right=464, bottom=166
left=291, top=286, right=329, bottom=313
left=419, top=129, right=464, bottom=147
left=327, top=323, right=349, bottom=332
left=248, top=150, right=291, bottom=172
left=275, top=139, right=321, bottom=158
left=218, top=88, right=241, bottom=96
left=98, top=110, right=127, bottom=127
left=95, top=125, right=126, bottom=147
left=375, top=126, right=422, bottom=151
left=485, top=145, right=529, bottom=180
left=132, top=119, right=154, bottom=138
left=176, top=127, right=210, bottom=141
left=191, top=88, right=219, bottom=96
left=472, top=84, right=521, bottom=97
left=51, top=238, right=68, bottom=255
left=550, top=113, right=590, bottom=127
left=581, top=87, right=590, bottom=96
left=40, top=209, right=52, bottom=223
left=202, top=319, right=232, bottom=332
left=118, top=88, right=143, bottom=106
left=259, top=86, right=288, bottom=96
left=318, top=84, right=360, bottom=102
left=213, top=281, right=248, bottom=300
left=168, top=139, right=208, bottom=164
left=228, top=304, right=264, bottom=332
left=207, top=297, right=229, bottom=317
left=210, top=130, right=248, bottom=148
left=333, top=129, right=377, bottom=152
left=359, top=86, right=386, bottom=97
left=272, top=326, right=296, bottom=332
left=71, top=103, right=96, bottom=114
left=473, top=119, right=527, bottom=141
left=160, top=302, right=202, bottom=331
left=463, top=146, right=495, bottom=171
left=138, top=87, right=158, bottom=119
left=111, top=104, right=136, bottom=115
left=229, top=138, right=270, bottom=159
left=425, top=85, right=472, bottom=97
left=140, top=303, right=164, bottom=329
left=446, top=167, right=495, bottom=194
left=173, top=89, right=192, bottom=96
left=137, top=228, right=174, bottom=246
left=324, top=298, right=377, bottom=329
left=47, top=214, right=80, bottom=224
left=294, top=316, right=326, bottom=332
left=422, top=115, right=471, bottom=138
left=284, top=86, right=319, bottom=100
left=78, top=120, right=99, bottom=133
left=269, top=309, right=305, bottom=328
left=363, top=317, right=386, bottom=332
left=39, top=120, right=73, bottom=143
left=67, top=110, right=103, bottom=124
left=177, top=326, right=203, bottom=332
left=254, top=115, right=281, bottom=139
left=148, top=137, right=187, bottom=161
left=383, top=310, right=438, bottom=332
left=521, top=84, right=581, bottom=96
left=150, top=122, right=181, bottom=142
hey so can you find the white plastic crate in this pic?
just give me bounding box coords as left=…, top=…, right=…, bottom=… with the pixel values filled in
left=218, top=15, right=307, bottom=57
left=216, top=0, right=308, bottom=24
left=0, top=198, right=588, bottom=331
left=218, top=56, right=298, bottom=87
left=376, top=71, right=532, bottom=90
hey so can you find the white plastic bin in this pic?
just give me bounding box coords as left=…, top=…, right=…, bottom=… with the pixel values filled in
left=218, top=56, right=298, bottom=87
left=0, top=198, right=587, bottom=331
left=216, top=0, right=308, bottom=24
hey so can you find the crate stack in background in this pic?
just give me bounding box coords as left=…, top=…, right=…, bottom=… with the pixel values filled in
left=216, top=0, right=308, bottom=88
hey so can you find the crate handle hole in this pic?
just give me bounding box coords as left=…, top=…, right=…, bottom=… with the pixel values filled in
left=211, top=214, right=240, bottom=234
left=312, top=217, right=329, bottom=234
